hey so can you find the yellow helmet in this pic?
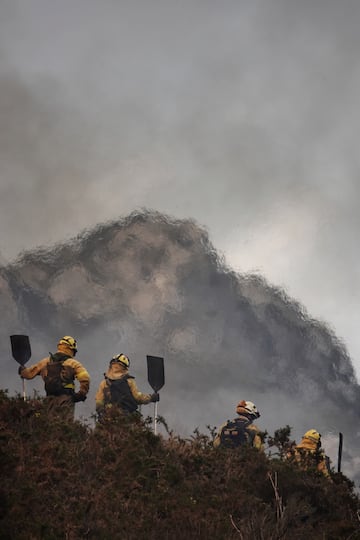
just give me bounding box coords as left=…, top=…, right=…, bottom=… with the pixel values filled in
left=304, top=429, right=321, bottom=444
left=111, top=353, right=130, bottom=368
left=58, top=336, right=78, bottom=354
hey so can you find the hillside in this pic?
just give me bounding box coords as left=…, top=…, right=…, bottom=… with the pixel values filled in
left=1, top=392, right=359, bottom=540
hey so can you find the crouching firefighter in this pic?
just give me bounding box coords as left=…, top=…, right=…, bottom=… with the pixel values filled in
left=291, top=429, right=331, bottom=479
left=95, top=353, right=159, bottom=418
left=213, top=400, right=263, bottom=450
left=19, top=336, right=90, bottom=420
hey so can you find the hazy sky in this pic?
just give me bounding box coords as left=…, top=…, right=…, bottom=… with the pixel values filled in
left=1, top=1, right=360, bottom=376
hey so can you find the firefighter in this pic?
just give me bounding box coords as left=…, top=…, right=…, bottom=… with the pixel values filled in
left=95, top=353, right=159, bottom=416
left=292, top=429, right=331, bottom=478
left=18, top=336, right=90, bottom=420
left=213, top=400, right=263, bottom=450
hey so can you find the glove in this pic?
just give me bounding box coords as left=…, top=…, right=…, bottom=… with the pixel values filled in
left=18, top=365, right=25, bottom=376
left=150, top=392, right=160, bottom=403
left=72, top=392, right=87, bottom=403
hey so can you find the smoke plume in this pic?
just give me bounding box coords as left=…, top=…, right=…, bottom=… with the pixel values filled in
left=1, top=210, right=359, bottom=482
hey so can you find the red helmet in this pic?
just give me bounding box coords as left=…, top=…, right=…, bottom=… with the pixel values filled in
left=236, top=400, right=260, bottom=419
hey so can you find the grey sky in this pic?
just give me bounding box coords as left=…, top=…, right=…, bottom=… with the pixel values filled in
left=1, top=1, right=360, bottom=376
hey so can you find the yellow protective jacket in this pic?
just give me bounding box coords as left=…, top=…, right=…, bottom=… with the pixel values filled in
left=213, top=414, right=263, bottom=450
left=95, top=362, right=152, bottom=411
left=20, top=343, right=90, bottom=396
left=294, top=437, right=330, bottom=478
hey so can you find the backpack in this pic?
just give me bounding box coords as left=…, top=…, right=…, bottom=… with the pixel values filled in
left=105, top=374, right=139, bottom=413
left=44, top=352, right=73, bottom=396
left=219, top=418, right=255, bottom=448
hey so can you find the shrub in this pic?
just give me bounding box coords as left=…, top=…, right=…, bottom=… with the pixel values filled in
left=0, top=392, right=359, bottom=539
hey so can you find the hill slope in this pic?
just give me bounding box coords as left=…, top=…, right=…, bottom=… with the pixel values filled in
left=1, top=392, right=359, bottom=540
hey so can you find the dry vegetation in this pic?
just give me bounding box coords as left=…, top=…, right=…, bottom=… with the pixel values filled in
left=0, top=391, right=359, bottom=540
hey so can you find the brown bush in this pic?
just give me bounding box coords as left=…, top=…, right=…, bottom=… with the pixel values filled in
left=0, top=391, right=359, bottom=540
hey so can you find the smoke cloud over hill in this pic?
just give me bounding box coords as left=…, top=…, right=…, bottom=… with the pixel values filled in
left=1, top=210, right=359, bottom=481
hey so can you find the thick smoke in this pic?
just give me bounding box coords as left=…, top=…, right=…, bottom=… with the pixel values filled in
left=1, top=210, right=359, bottom=482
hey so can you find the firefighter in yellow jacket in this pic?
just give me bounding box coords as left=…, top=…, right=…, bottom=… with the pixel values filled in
left=292, top=429, right=331, bottom=478
left=19, top=336, right=90, bottom=420
left=213, top=400, right=263, bottom=450
left=95, top=353, right=159, bottom=416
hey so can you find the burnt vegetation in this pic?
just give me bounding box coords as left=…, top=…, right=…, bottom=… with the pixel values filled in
left=0, top=391, right=359, bottom=540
